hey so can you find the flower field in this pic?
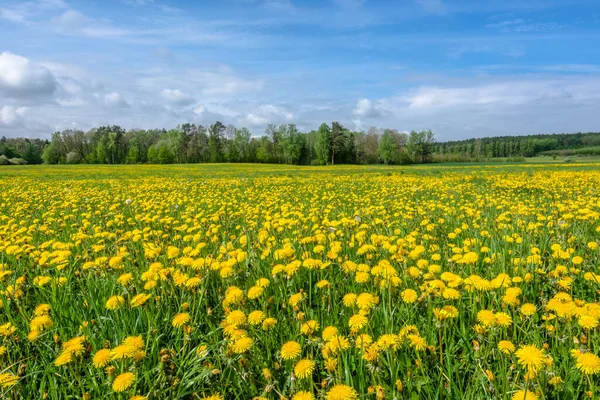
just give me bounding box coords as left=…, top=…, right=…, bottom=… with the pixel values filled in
left=2, top=163, right=600, bottom=399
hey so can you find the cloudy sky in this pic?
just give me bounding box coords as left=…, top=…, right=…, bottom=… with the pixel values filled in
left=1, top=0, right=600, bottom=140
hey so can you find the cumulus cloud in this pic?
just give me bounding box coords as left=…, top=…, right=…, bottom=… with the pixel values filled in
left=0, top=105, right=28, bottom=127
left=352, top=98, right=381, bottom=118
left=161, top=89, right=195, bottom=106
left=104, top=92, right=130, bottom=108
left=0, top=52, right=57, bottom=98
left=258, top=104, right=293, bottom=120
left=245, top=113, right=269, bottom=127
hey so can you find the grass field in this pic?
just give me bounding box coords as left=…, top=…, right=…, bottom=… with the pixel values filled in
left=1, top=163, right=600, bottom=399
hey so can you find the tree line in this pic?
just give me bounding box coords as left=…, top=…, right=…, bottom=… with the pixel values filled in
left=2, top=124, right=599, bottom=166
left=0, top=122, right=436, bottom=166
left=434, top=132, right=600, bottom=159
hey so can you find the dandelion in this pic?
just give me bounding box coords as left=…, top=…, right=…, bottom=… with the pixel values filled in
left=292, top=392, right=315, bottom=400
left=112, top=372, right=136, bottom=392
left=348, top=314, right=368, bottom=330
left=325, top=384, right=359, bottom=400
left=401, top=289, right=418, bottom=304
left=130, top=293, right=151, bottom=307
left=498, top=340, right=515, bottom=354
left=515, top=345, right=545, bottom=372
left=0, top=373, right=19, bottom=388
left=578, top=315, right=599, bottom=329
left=512, top=390, right=538, bottom=400
left=574, top=352, right=600, bottom=375
left=294, top=359, right=315, bottom=379
left=281, top=341, right=302, bottom=360
left=231, top=337, right=253, bottom=354
left=172, top=313, right=191, bottom=328
left=93, top=349, right=112, bottom=368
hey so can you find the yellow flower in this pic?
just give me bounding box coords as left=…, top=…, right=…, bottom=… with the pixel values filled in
left=292, top=391, right=315, bottom=400
left=130, top=293, right=151, bottom=307
left=281, top=341, right=302, bottom=360
left=322, top=326, right=338, bottom=341
left=515, top=344, right=545, bottom=372
left=520, top=303, right=536, bottom=316
left=494, top=312, right=512, bottom=328
left=93, top=349, right=112, bottom=368
left=231, top=337, right=253, bottom=354
left=401, top=289, right=418, bottom=304
left=300, top=320, right=319, bottom=335
left=248, top=310, right=266, bottom=325
left=512, top=390, right=538, bottom=400
left=575, top=352, right=600, bottom=375
left=498, top=340, right=515, bottom=354
left=294, top=359, right=315, bottom=379
left=172, top=312, right=191, bottom=328
left=201, top=395, right=223, bottom=400
left=578, top=314, right=599, bottom=329
left=0, top=372, right=19, bottom=388
left=112, top=372, right=136, bottom=392
left=227, top=310, right=246, bottom=326
left=262, top=317, right=277, bottom=330
left=476, top=310, right=496, bottom=327
left=348, top=313, right=368, bottom=330
left=106, top=295, right=125, bottom=310
left=325, top=384, right=358, bottom=400
left=343, top=293, right=357, bottom=307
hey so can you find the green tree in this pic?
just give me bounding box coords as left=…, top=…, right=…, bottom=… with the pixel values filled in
left=377, top=129, right=398, bottom=165
left=208, top=122, right=225, bottom=162
left=408, top=129, right=435, bottom=163
left=314, top=123, right=331, bottom=165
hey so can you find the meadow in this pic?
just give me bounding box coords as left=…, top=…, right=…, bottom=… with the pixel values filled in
left=1, top=163, right=600, bottom=399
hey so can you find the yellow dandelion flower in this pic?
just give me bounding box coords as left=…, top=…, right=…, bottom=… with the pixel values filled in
left=498, top=340, right=515, bottom=354
left=281, top=341, right=302, bottom=360
left=348, top=313, right=368, bottom=330
left=294, top=359, right=315, bottom=379
left=292, top=391, right=315, bottom=400
left=575, top=352, right=600, bottom=375
left=93, top=349, right=112, bottom=368
left=112, top=372, right=136, bottom=392
left=512, top=390, right=538, bottom=400
left=401, top=289, right=418, bottom=304
left=515, top=344, right=545, bottom=372
left=325, top=384, right=358, bottom=400
left=231, top=337, right=253, bottom=354
left=0, top=373, right=19, bottom=388
left=172, top=312, right=191, bottom=328
left=105, top=295, right=125, bottom=310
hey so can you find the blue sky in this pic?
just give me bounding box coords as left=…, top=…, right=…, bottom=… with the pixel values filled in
left=1, top=0, right=600, bottom=140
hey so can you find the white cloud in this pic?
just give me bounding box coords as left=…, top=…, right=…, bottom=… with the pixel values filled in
left=245, top=113, right=269, bottom=127
left=258, top=104, right=293, bottom=120
left=0, top=105, right=28, bottom=127
left=0, top=52, right=57, bottom=98
left=352, top=98, right=381, bottom=118
left=415, top=0, right=447, bottom=15
left=161, top=89, right=195, bottom=106
left=104, top=92, right=130, bottom=108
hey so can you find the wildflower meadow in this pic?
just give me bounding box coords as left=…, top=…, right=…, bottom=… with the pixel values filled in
left=1, top=163, right=600, bottom=400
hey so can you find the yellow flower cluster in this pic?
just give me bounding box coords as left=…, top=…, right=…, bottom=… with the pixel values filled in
left=0, top=163, right=600, bottom=398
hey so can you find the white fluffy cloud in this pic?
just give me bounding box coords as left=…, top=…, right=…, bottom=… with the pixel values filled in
left=104, top=92, right=130, bottom=108
left=0, top=105, right=28, bottom=127
left=352, top=98, right=381, bottom=118
left=0, top=52, right=57, bottom=98
left=245, top=113, right=269, bottom=127
left=161, top=89, right=195, bottom=106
